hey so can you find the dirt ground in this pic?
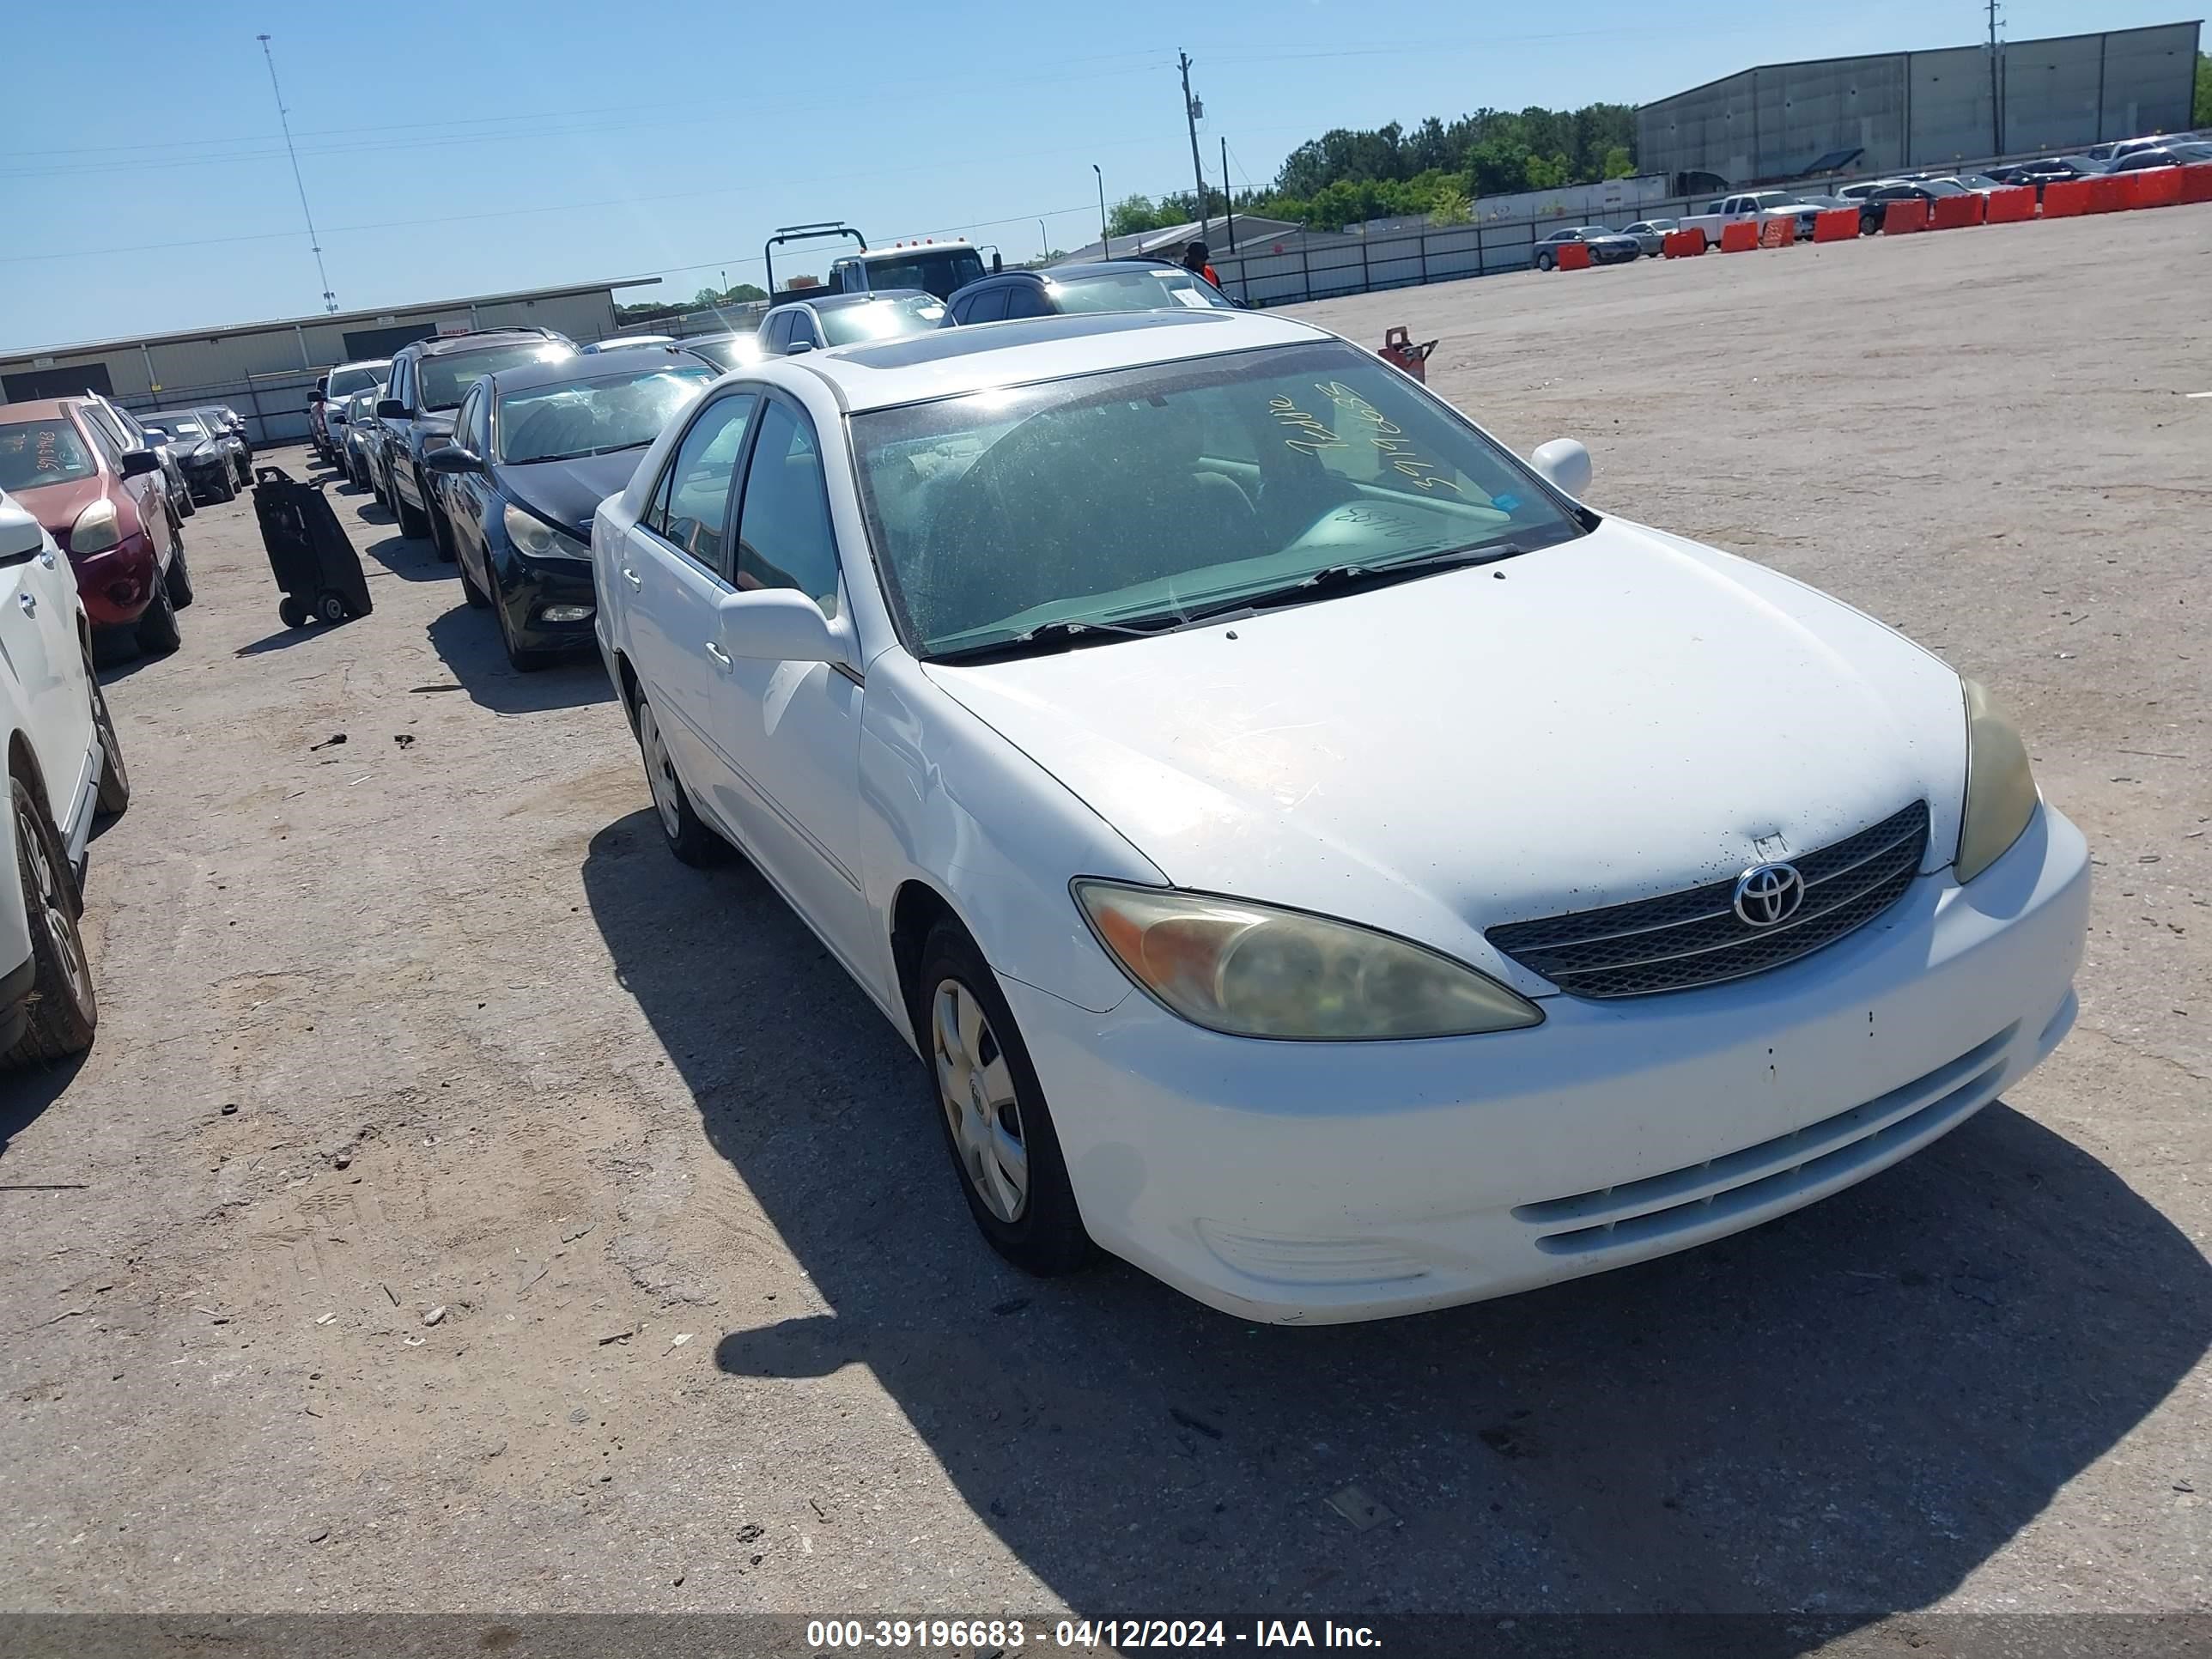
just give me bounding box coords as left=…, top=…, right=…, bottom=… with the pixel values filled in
left=2, top=205, right=2207, bottom=1644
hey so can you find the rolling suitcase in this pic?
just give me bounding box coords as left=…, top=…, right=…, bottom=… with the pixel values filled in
left=252, top=466, right=373, bottom=629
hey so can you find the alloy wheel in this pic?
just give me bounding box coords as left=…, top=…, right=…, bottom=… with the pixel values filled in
left=639, top=705, right=683, bottom=843
left=930, top=978, right=1029, bottom=1224
left=17, top=799, right=88, bottom=1011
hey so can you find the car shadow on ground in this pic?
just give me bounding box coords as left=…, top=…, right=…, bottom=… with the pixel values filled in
left=422, top=606, right=611, bottom=715
left=0, top=1054, right=88, bottom=1164
left=580, top=812, right=2210, bottom=1646
left=92, top=635, right=171, bottom=684
left=354, top=526, right=449, bottom=585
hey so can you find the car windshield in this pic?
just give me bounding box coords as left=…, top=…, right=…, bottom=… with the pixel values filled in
left=147, top=416, right=207, bottom=439
left=0, top=419, right=98, bottom=492
left=326, top=363, right=388, bottom=399
left=857, top=250, right=988, bottom=300
left=1045, top=269, right=1232, bottom=314
left=420, top=343, right=572, bottom=411
left=494, top=365, right=714, bottom=464
left=348, top=394, right=378, bottom=417
left=817, top=295, right=947, bottom=347
left=686, top=335, right=760, bottom=373
left=852, top=340, right=1583, bottom=659
left=1923, top=179, right=1970, bottom=197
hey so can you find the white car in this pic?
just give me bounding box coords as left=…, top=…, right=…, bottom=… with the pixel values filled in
left=591, top=310, right=2089, bottom=1324
left=0, top=490, right=129, bottom=1065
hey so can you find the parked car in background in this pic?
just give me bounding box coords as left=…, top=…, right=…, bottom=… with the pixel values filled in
left=1856, top=178, right=1978, bottom=234
left=209, top=405, right=252, bottom=459
left=588, top=308, right=2087, bottom=1321
left=0, top=489, right=130, bottom=1066
left=425, top=345, right=714, bottom=669
left=1620, top=218, right=1678, bottom=256
left=139, top=410, right=244, bottom=502
left=757, top=291, right=944, bottom=354
left=78, top=394, right=192, bottom=522
left=583, top=335, right=677, bottom=352
left=1679, top=190, right=1822, bottom=247
left=2107, top=142, right=2212, bottom=171
left=1985, top=156, right=2106, bottom=198
left=682, top=332, right=764, bottom=374
left=944, top=263, right=1233, bottom=325
left=1532, top=226, right=1641, bottom=270
left=374, top=329, right=573, bottom=548
left=310, top=357, right=392, bottom=465
left=340, top=390, right=383, bottom=490
left=0, top=398, right=186, bottom=656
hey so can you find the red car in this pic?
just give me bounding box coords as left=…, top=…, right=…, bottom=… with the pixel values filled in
left=0, top=398, right=189, bottom=657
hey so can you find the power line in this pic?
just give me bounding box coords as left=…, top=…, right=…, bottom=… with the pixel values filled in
left=256, top=33, right=337, bottom=314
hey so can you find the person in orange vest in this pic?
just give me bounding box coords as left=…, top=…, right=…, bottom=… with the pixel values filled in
left=1181, top=240, right=1220, bottom=287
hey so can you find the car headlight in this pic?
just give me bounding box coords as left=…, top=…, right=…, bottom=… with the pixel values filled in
left=70, top=500, right=121, bottom=555
left=503, top=502, right=590, bottom=561
left=1073, top=880, right=1542, bottom=1040
left=1956, top=678, right=2039, bottom=883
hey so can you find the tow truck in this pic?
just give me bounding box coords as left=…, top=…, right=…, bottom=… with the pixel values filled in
left=763, top=222, right=1001, bottom=302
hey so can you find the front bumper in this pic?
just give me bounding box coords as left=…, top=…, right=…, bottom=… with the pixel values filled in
left=70, top=539, right=160, bottom=627
left=494, top=550, right=597, bottom=652
left=1008, top=805, right=2091, bottom=1323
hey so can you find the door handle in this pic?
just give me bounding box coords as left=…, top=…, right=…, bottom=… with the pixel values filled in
left=38, top=550, right=56, bottom=570
left=17, top=592, right=34, bottom=617
left=621, top=567, right=641, bottom=590
left=704, top=643, right=732, bottom=672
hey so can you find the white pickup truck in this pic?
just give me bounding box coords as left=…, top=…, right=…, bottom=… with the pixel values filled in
left=1678, top=190, right=1825, bottom=247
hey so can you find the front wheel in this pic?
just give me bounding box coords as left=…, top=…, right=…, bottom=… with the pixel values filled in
left=635, top=696, right=729, bottom=867
left=165, top=541, right=194, bottom=610
left=135, top=574, right=181, bottom=657
left=207, top=471, right=235, bottom=505
left=396, top=468, right=432, bottom=541
left=174, top=488, right=196, bottom=520
left=4, top=775, right=96, bottom=1066
left=90, top=675, right=129, bottom=817
left=1534, top=251, right=1555, bottom=271
left=916, top=921, right=1095, bottom=1277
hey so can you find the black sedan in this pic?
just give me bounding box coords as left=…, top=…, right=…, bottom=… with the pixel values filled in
left=424, top=346, right=716, bottom=670
left=139, top=410, right=244, bottom=503
left=942, top=261, right=1235, bottom=324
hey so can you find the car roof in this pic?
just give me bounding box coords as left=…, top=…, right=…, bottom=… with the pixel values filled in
left=331, top=356, right=391, bottom=370
left=409, top=330, right=562, bottom=358
left=483, top=343, right=712, bottom=394
left=776, top=309, right=1330, bottom=414
left=764, top=289, right=933, bottom=315
left=1024, top=261, right=1192, bottom=281
left=0, top=398, right=83, bottom=422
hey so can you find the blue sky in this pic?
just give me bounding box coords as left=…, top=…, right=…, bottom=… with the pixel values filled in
left=0, top=1, right=2189, bottom=349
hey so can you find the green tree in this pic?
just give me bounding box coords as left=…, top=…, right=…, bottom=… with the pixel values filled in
left=2197, top=52, right=2211, bottom=126
left=1601, top=144, right=1636, bottom=179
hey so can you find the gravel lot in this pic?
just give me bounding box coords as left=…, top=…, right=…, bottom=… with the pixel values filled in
left=2, top=205, right=2206, bottom=1644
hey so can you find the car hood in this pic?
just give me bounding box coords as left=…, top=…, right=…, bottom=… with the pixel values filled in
left=919, top=517, right=1968, bottom=982
left=501, top=449, right=646, bottom=541
left=9, top=475, right=112, bottom=542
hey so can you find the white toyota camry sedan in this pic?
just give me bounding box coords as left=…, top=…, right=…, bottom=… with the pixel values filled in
left=591, top=309, right=2089, bottom=1324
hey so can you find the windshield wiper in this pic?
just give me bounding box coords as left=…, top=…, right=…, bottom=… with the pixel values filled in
left=1178, top=540, right=1528, bottom=622
left=927, top=614, right=1186, bottom=665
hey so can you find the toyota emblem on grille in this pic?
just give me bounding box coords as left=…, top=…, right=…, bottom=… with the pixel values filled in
left=1732, top=862, right=1805, bottom=927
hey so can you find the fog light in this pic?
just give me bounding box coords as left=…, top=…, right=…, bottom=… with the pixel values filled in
left=539, top=604, right=592, bottom=623
left=105, top=580, right=141, bottom=605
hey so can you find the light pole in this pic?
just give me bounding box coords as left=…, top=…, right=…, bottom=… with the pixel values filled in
left=1093, top=163, right=1109, bottom=257
left=1037, top=219, right=1048, bottom=263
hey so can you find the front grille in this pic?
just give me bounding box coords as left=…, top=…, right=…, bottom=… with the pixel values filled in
left=1486, top=800, right=1929, bottom=999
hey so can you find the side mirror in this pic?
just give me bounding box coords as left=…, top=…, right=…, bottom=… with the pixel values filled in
left=715, top=588, right=852, bottom=666
left=376, top=398, right=405, bottom=419
left=787, top=339, right=815, bottom=356
left=308, top=390, right=325, bottom=404
left=991, top=252, right=1003, bottom=273
left=120, top=449, right=162, bottom=480
left=423, top=446, right=484, bottom=476
left=1529, top=438, right=1592, bottom=498
left=0, top=499, right=46, bottom=564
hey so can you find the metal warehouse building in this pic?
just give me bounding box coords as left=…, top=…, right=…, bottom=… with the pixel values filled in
left=1638, top=21, right=2203, bottom=185
left=0, top=276, right=659, bottom=447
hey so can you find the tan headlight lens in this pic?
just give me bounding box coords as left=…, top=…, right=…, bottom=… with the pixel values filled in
left=1073, top=881, right=1541, bottom=1040
left=1957, top=678, right=2039, bottom=883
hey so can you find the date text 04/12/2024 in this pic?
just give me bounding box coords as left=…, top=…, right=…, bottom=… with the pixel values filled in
left=803, top=1618, right=1382, bottom=1649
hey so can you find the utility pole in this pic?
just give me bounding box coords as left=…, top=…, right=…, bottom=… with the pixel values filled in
left=1986, top=0, right=2004, bottom=155
left=1220, top=136, right=1237, bottom=256
left=257, top=33, right=337, bottom=313
left=1093, top=163, right=1109, bottom=257
left=1179, top=52, right=1210, bottom=245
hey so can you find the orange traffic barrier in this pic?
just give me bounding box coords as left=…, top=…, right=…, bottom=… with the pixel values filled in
left=2131, top=166, right=2184, bottom=208
left=1662, top=228, right=1705, bottom=257
left=1554, top=241, right=1592, bottom=270
left=1984, top=186, right=2036, bottom=223
left=1927, top=193, right=1984, bottom=229
left=1812, top=208, right=1859, bottom=242
left=1882, top=198, right=1930, bottom=234
left=2181, top=164, right=2212, bottom=204
left=2042, top=178, right=2092, bottom=216
left=1719, top=221, right=1759, bottom=252
left=2087, top=174, right=2130, bottom=213
left=1759, top=217, right=1797, bottom=247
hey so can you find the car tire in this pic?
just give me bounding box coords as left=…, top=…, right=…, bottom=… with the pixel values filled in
left=914, top=919, right=1096, bottom=1278
left=174, top=488, right=196, bottom=520
left=208, top=471, right=235, bottom=505
left=428, top=497, right=459, bottom=563
left=134, top=574, right=181, bottom=657
left=4, top=775, right=97, bottom=1067
left=164, top=541, right=194, bottom=610
left=1535, top=251, right=1555, bottom=271
left=635, top=696, right=729, bottom=867
left=397, top=470, right=432, bottom=541
left=89, top=674, right=129, bottom=818
left=457, top=549, right=490, bottom=611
